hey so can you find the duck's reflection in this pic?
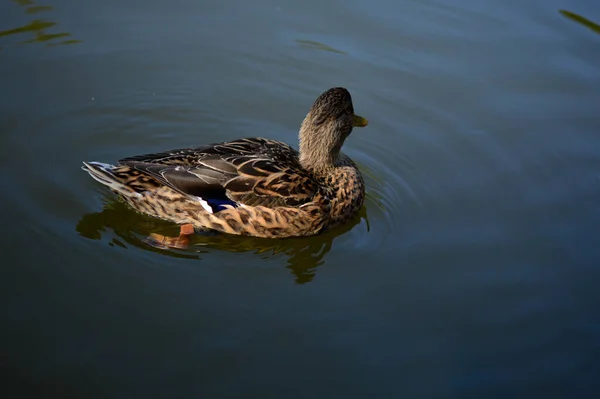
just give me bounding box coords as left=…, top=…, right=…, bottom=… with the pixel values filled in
left=76, top=198, right=367, bottom=284
left=0, top=1, right=80, bottom=47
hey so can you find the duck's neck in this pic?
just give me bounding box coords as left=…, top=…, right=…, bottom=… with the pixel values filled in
left=298, top=120, right=340, bottom=174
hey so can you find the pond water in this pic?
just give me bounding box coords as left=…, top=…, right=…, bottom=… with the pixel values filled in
left=1, top=0, right=599, bottom=397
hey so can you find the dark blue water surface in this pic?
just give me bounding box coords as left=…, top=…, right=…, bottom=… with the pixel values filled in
left=2, top=0, right=600, bottom=397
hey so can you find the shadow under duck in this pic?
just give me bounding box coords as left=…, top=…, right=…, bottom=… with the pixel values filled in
left=82, top=87, right=368, bottom=247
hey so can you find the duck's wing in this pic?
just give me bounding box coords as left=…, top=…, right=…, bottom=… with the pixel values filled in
left=118, top=138, right=319, bottom=209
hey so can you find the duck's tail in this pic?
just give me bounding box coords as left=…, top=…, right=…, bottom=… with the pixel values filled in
left=82, top=161, right=141, bottom=198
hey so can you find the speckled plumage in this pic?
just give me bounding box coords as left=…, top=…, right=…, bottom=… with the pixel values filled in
left=82, top=87, right=368, bottom=238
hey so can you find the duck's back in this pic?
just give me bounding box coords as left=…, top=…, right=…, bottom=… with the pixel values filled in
left=117, top=137, right=322, bottom=210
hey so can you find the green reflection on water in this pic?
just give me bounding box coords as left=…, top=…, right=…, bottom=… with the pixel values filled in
left=0, top=0, right=80, bottom=47
left=559, top=9, right=600, bottom=34
left=77, top=198, right=367, bottom=284
left=295, top=39, right=347, bottom=55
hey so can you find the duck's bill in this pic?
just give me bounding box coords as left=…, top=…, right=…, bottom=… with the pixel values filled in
left=352, top=114, right=369, bottom=127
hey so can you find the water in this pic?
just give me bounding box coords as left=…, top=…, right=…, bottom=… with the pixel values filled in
left=2, top=0, right=600, bottom=397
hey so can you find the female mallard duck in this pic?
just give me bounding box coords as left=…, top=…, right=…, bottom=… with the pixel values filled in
left=82, top=87, right=368, bottom=247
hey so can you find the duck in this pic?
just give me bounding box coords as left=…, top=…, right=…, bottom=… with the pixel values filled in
left=82, top=87, right=368, bottom=248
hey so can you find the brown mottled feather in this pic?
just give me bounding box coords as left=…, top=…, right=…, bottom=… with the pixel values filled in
left=82, top=87, right=367, bottom=238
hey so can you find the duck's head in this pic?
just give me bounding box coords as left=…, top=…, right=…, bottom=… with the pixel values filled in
left=299, top=87, right=368, bottom=171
